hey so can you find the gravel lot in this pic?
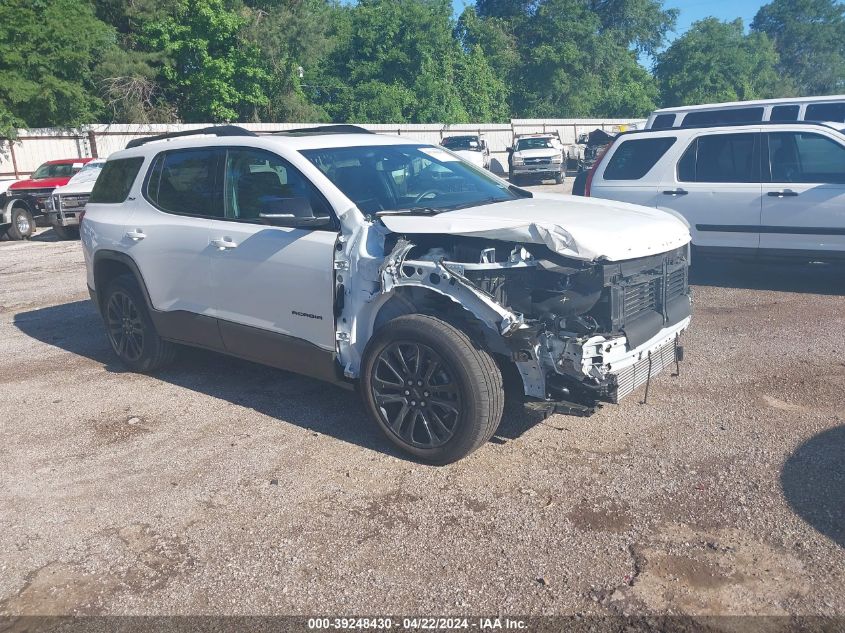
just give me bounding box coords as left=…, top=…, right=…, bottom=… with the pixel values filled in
left=1, top=185, right=844, bottom=621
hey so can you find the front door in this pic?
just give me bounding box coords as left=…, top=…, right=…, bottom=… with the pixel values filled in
left=659, top=131, right=762, bottom=253
left=761, top=130, right=845, bottom=256
left=208, top=147, right=338, bottom=361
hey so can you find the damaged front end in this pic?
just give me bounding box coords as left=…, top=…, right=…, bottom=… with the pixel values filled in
left=378, top=234, right=692, bottom=412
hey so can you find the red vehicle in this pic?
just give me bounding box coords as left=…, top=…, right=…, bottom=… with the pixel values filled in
left=1, top=158, right=93, bottom=240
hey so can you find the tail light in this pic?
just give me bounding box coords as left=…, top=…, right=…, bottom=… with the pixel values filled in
left=584, top=141, right=615, bottom=197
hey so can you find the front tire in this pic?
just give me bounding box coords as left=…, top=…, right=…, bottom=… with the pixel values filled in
left=555, top=170, right=564, bottom=184
left=102, top=274, right=176, bottom=372
left=361, top=314, right=504, bottom=464
left=7, top=206, right=34, bottom=240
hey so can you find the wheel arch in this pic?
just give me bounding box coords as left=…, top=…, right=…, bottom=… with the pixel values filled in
left=366, top=286, right=513, bottom=359
left=92, top=251, right=154, bottom=315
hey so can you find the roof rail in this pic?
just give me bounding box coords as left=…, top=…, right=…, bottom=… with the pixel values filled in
left=125, top=125, right=257, bottom=149
left=274, top=124, right=374, bottom=136
left=630, top=119, right=844, bottom=135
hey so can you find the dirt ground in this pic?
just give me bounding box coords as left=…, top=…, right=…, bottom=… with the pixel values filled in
left=1, top=195, right=844, bottom=625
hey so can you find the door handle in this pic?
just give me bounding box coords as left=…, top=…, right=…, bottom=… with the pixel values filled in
left=211, top=237, right=238, bottom=250
left=125, top=229, right=146, bottom=241
left=662, top=188, right=688, bottom=196
left=767, top=190, right=799, bottom=197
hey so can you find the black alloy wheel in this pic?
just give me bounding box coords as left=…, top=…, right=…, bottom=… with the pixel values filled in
left=371, top=341, right=463, bottom=449
left=105, top=289, right=146, bottom=363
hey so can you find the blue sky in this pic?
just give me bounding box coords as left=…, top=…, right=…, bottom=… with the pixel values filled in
left=450, top=0, right=767, bottom=68
left=452, top=0, right=766, bottom=46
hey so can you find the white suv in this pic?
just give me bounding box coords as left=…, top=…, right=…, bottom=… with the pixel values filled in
left=82, top=125, right=692, bottom=463
left=584, top=122, right=845, bottom=261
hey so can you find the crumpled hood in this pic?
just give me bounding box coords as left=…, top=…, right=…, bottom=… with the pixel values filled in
left=379, top=194, right=691, bottom=262
left=513, top=148, right=559, bottom=159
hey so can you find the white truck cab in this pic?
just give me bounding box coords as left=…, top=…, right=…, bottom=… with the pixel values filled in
left=82, top=125, right=691, bottom=463
left=46, top=158, right=106, bottom=240
left=507, top=133, right=565, bottom=185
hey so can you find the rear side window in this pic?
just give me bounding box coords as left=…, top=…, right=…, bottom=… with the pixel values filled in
left=681, top=107, right=764, bottom=127
left=89, top=158, right=144, bottom=204
left=650, top=114, right=676, bottom=130
left=805, top=102, right=845, bottom=122
left=768, top=132, right=845, bottom=183
left=146, top=149, right=223, bottom=218
left=677, top=133, right=758, bottom=183
left=602, top=137, right=676, bottom=180
left=770, top=105, right=799, bottom=122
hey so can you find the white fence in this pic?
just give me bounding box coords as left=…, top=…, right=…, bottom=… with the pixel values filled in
left=0, top=119, right=642, bottom=178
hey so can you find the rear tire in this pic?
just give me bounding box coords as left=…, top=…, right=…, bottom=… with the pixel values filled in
left=7, top=206, right=34, bottom=240
left=361, top=314, right=504, bottom=464
left=102, top=274, right=176, bottom=372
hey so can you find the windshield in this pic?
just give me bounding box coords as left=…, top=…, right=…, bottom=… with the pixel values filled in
left=32, top=162, right=80, bottom=179
left=442, top=136, right=481, bottom=151
left=67, top=161, right=105, bottom=185
left=300, top=144, right=516, bottom=215
left=516, top=138, right=555, bottom=151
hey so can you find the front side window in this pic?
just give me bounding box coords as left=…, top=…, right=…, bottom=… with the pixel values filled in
left=89, top=157, right=144, bottom=204
left=32, top=162, right=78, bottom=179
left=768, top=132, right=845, bottom=184
left=602, top=137, right=676, bottom=180
left=650, top=114, right=676, bottom=130
left=224, top=148, right=331, bottom=221
left=300, top=144, right=517, bottom=215
left=677, top=133, right=758, bottom=183
left=146, top=149, right=223, bottom=217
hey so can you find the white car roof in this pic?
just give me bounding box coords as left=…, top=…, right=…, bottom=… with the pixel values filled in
left=652, top=94, right=845, bottom=115
left=109, top=131, right=419, bottom=161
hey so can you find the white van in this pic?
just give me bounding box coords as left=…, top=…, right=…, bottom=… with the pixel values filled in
left=646, top=96, right=845, bottom=130
left=582, top=121, right=845, bottom=261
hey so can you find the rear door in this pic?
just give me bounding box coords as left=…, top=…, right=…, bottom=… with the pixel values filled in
left=127, top=147, right=223, bottom=341
left=761, top=129, right=845, bottom=256
left=657, top=131, right=762, bottom=253
left=589, top=135, right=676, bottom=207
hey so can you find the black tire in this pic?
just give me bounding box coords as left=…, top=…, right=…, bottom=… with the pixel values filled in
left=555, top=171, right=564, bottom=184
left=361, top=314, right=504, bottom=464
left=7, top=205, right=34, bottom=240
left=102, top=274, right=176, bottom=372
left=52, top=224, right=79, bottom=240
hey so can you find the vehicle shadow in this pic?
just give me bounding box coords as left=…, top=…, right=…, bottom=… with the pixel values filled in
left=690, top=258, right=845, bottom=295
left=781, top=425, right=845, bottom=548
left=13, top=300, right=542, bottom=460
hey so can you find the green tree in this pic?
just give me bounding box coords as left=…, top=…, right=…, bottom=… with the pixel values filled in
left=752, top=0, right=845, bottom=95
left=241, top=0, right=339, bottom=122
left=465, top=0, right=673, bottom=118
left=320, top=0, right=471, bottom=123
left=0, top=0, right=116, bottom=137
left=655, top=18, right=785, bottom=107
left=138, top=0, right=270, bottom=122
